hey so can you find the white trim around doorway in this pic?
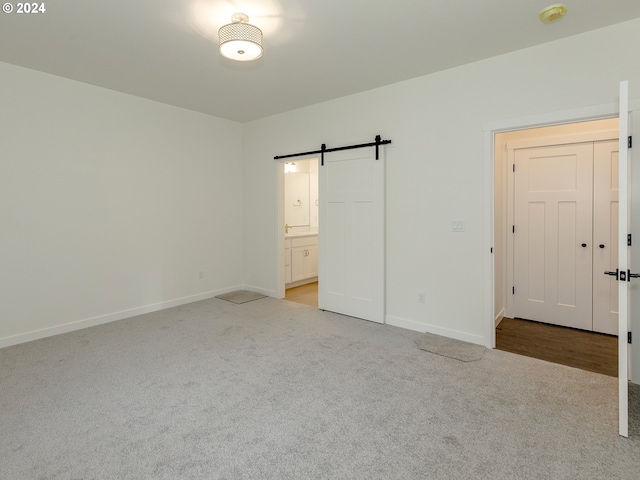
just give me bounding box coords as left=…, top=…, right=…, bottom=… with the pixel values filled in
left=482, top=101, right=640, bottom=349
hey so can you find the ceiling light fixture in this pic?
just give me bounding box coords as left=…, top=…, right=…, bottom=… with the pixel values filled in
left=539, top=4, right=567, bottom=24
left=218, top=13, right=263, bottom=61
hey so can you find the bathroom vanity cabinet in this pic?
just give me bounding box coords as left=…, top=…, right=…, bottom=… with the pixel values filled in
left=285, top=234, right=318, bottom=287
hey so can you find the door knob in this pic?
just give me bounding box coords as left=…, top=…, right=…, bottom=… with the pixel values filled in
left=581, top=243, right=587, bottom=247
left=604, top=269, right=619, bottom=280
left=599, top=244, right=605, bottom=248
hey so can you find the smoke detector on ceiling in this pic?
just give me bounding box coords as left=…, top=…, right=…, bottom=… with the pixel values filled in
left=539, top=4, right=567, bottom=24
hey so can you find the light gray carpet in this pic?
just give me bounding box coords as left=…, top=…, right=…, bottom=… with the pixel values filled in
left=215, top=290, right=266, bottom=304
left=415, top=332, right=486, bottom=362
left=1, top=297, right=640, bottom=479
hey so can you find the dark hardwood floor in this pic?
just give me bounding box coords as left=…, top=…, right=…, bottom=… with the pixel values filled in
left=496, top=317, right=618, bottom=377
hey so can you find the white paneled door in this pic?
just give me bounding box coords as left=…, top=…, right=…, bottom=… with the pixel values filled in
left=514, top=143, right=595, bottom=330
left=617, top=80, right=630, bottom=438
left=593, top=140, right=620, bottom=335
left=318, top=147, right=385, bottom=323
left=513, top=140, right=620, bottom=334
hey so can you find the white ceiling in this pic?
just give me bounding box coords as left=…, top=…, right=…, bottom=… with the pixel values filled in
left=2, top=1, right=640, bottom=122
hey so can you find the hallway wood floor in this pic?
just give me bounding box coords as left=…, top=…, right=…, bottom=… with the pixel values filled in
left=496, top=317, right=618, bottom=377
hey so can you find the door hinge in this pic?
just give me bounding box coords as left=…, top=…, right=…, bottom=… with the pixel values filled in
left=629, top=234, right=633, bottom=247
left=512, top=286, right=515, bottom=295
left=629, top=136, right=633, bottom=149
left=628, top=332, right=633, bottom=344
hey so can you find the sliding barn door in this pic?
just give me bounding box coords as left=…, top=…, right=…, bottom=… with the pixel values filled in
left=318, top=148, right=385, bottom=323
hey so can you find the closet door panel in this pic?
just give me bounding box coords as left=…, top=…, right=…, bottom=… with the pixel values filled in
left=593, top=140, right=619, bottom=335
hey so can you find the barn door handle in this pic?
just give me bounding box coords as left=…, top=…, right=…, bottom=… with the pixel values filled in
left=581, top=243, right=587, bottom=248
left=599, top=244, right=605, bottom=248
left=604, top=269, right=619, bottom=280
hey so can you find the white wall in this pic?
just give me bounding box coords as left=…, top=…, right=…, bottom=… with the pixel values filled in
left=243, top=18, right=640, bottom=344
left=284, top=171, right=311, bottom=227
left=0, top=62, right=244, bottom=347
left=309, top=159, right=319, bottom=229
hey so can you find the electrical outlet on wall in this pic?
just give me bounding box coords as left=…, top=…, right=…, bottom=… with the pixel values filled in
left=418, top=292, right=426, bottom=304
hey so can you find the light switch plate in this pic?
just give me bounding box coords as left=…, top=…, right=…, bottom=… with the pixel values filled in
left=451, top=221, right=465, bottom=232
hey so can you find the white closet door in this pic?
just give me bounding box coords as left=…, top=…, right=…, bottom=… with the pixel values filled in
left=513, top=143, right=594, bottom=330
left=593, top=140, right=619, bottom=335
left=318, top=147, right=385, bottom=323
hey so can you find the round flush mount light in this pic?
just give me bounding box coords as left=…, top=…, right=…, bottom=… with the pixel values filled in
left=539, top=4, right=567, bottom=24
left=218, top=13, right=263, bottom=61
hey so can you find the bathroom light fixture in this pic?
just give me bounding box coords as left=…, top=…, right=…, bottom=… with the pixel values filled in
left=539, top=4, right=567, bottom=24
left=218, top=13, right=263, bottom=61
left=284, top=162, right=297, bottom=173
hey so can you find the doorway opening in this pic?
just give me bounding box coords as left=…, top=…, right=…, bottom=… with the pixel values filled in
left=494, top=117, right=619, bottom=375
left=281, top=157, right=319, bottom=307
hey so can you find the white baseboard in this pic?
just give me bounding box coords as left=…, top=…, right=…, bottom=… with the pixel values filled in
left=242, top=284, right=277, bottom=298
left=386, top=315, right=485, bottom=346
left=495, top=308, right=505, bottom=327
left=0, top=285, right=247, bottom=350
